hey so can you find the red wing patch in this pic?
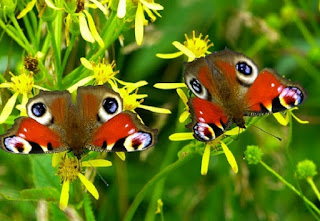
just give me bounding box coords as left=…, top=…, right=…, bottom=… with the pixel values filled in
left=0, top=118, right=63, bottom=154
left=245, top=70, right=305, bottom=115
left=91, top=112, right=156, bottom=152
left=188, top=98, right=230, bottom=141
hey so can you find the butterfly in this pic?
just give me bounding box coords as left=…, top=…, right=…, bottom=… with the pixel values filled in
left=0, top=85, right=157, bottom=158
left=184, top=48, right=306, bottom=142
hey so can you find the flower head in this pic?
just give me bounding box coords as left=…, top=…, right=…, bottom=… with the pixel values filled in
left=244, top=145, right=263, bottom=165
left=114, top=81, right=171, bottom=114
left=157, top=31, right=214, bottom=61
left=296, top=159, right=317, bottom=180
left=68, top=57, right=119, bottom=93
left=117, top=0, right=163, bottom=45
left=53, top=153, right=112, bottom=210
left=0, top=71, right=47, bottom=123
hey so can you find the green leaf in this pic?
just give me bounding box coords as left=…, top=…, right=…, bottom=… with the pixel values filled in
left=20, top=187, right=60, bottom=201
left=31, top=155, right=60, bottom=188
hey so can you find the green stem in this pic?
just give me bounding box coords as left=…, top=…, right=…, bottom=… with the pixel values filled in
left=8, top=13, right=34, bottom=53
left=61, top=34, right=77, bottom=72
left=21, top=13, right=37, bottom=50
left=260, top=160, right=320, bottom=215
left=307, top=177, right=320, bottom=202
left=0, top=19, right=27, bottom=50
left=123, top=153, right=198, bottom=221
left=47, top=21, right=62, bottom=89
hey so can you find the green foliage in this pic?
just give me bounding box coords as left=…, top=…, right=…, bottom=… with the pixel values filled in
left=0, top=0, right=319, bottom=220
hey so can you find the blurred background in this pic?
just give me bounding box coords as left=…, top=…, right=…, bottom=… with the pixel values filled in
left=0, top=0, right=320, bottom=220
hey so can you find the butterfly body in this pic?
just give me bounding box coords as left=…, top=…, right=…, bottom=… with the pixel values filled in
left=184, top=49, right=306, bottom=142
left=0, top=85, right=157, bottom=158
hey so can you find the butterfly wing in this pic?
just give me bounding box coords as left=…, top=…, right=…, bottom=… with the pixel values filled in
left=188, top=97, right=232, bottom=142
left=184, top=49, right=260, bottom=106
left=244, top=68, right=306, bottom=116
left=77, top=85, right=157, bottom=152
left=0, top=91, right=72, bottom=154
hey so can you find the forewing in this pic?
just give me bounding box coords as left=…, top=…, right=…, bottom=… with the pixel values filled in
left=0, top=90, right=72, bottom=154
left=77, top=85, right=157, bottom=152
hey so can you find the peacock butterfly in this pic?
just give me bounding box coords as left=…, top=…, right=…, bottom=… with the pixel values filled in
left=0, top=85, right=157, bottom=158
left=184, top=48, right=306, bottom=142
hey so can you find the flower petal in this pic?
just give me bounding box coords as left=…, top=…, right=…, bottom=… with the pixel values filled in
left=273, top=112, right=288, bottom=126
left=176, top=88, right=188, bottom=105
left=79, top=12, right=95, bottom=43
left=44, top=0, right=63, bottom=10
left=83, top=10, right=105, bottom=48
left=201, top=144, right=211, bottom=175
left=135, top=3, right=145, bottom=45
left=82, top=159, right=112, bottom=167
left=140, top=0, right=164, bottom=10
left=153, top=83, right=187, bottom=89
left=156, top=51, right=184, bottom=59
left=116, top=152, right=126, bottom=161
left=18, top=93, right=29, bottom=116
left=169, top=132, right=194, bottom=141
left=67, top=76, right=95, bottom=93
left=0, top=82, right=12, bottom=88
left=179, top=111, right=190, bottom=123
left=291, top=112, right=309, bottom=124
left=80, top=57, right=94, bottom=70
left=59, top=180, right=70, bottom=210
left=0, top=92, right=19, bottom=124
left=138, top=104, right=171, bottom=114
left=77, top=173, right=99, bottom=200
left=89, top=0, right=108, bottom=14
left=224, top=127, right=245, bottom=136
left=172, top=41, right=196, bottom=61
left=117, top=0, right=126, bottom=18
left=220, top=141, right=238, bottom=174
left=17, top=0, right=36, bottom=19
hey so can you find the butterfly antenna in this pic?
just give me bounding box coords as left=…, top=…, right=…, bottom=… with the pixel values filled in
left=252, top=125, right=282, bottom=141
left=85, top=160, right=109, bottom=187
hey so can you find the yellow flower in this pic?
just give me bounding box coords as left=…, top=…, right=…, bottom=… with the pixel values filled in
left=52, top=153, right=112, bottom=210
left=64, top=0, right=107, bottom=47
left=17, top=0, right=62, bottom=19
left=156, top=31, right=214, bottom=62
left=117, top=0, right=164, bottom=45
left=0, top=71, right=48, bottom=124
left=170, top=131, right=238, bottom=175
left=114, top=81, right=171, bottom=114
left=273, top=107, right=309, bottom=126
left=68, top=57, right=120, bottom=93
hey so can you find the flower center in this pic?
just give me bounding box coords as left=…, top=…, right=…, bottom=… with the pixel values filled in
left=184, top=31, right=213, bottom=58
left=93, top=59, right=119, bottom=85
left=57, top=157, right=81, bottom=183
left=10, top=72, right=34, bottom=95
left=120, top=89, right=142, bottom=111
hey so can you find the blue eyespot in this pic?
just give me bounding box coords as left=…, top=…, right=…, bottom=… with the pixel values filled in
left=103, top=97, right=118, bottom=114
left=190, top=78, right=202, bottom=94
left=31, top=102, right=46, bottom=117
left=236, top=62, right=252, bottom=75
